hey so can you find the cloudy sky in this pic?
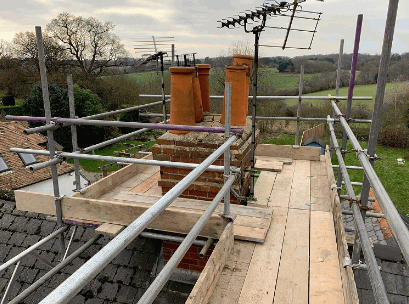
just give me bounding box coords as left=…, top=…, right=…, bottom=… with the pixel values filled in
left=1, top=0, right=408, bottom=59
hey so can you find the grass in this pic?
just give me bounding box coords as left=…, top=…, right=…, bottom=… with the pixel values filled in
left=283, top=82, right=405, bottom=108
left=261, top=133, right=409, bottom=215
left=66, top=140, right=156, bottom=173
left=259, top=70, right=321, bottom=91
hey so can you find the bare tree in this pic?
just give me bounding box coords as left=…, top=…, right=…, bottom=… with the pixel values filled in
left=47, top=12, right=128, bottom=75
left=0, top=40, right=11, bottom=58
left=13, top=31, right=68, bottom=74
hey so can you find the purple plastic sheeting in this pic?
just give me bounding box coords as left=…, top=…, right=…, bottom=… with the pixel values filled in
left=5, top=115, right=244, bottom=134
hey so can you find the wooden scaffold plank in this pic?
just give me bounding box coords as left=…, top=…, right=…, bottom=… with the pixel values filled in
left=255, top=144, right=321, bottom=161
left=208, top=241, right=256, bottom=304
left=254, top=171, right=277, bottom=206
left=273, top=208, right=310, bottom=304
left=187, top=223, right=234, bottom=304
left=310, top=210, right=344, bottom=304
left=15, top=191, right=224, bottom=238
left=237, top=207, right=288, bottom=304
left=288, top=160, right=311, bottom=210
left=268, top=162, right=295, bottom=208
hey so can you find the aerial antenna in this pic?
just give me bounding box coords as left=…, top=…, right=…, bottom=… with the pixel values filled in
left=218, top=0, right=323, bottom=199
left=133, top=36, right=176, bottom=123
left=133, top=36, right=176, bottom=72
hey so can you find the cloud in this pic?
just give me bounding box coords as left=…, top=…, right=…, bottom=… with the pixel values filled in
left=0, top=18, right=34, bottom=41
left=0, top=0, right=408, bottom=58
left=95, top=7, right=174, bottom=22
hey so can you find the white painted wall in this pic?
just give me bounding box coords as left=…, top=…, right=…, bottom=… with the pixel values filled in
left=19, top=172, right=88, bottom=196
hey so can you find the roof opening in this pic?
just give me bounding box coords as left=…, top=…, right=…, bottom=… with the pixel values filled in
left=18, top=150, right=38, bottom=166
left=0, top=154, right=10, bottom=173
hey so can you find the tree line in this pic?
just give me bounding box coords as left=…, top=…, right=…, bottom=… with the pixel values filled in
left=0, top=12, right=135, bottom=100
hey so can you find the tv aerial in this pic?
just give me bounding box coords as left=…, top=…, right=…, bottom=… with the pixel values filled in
left=133, top=36, right=176, bottom=123
left=218, top=0, right=323, bottom=198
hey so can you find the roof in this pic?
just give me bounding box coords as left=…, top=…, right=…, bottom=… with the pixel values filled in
left=0, top=199, right=191, bottom=303
left=0, top=121, right=73, bottom=190
left=341, top=197, right=409, bottom=303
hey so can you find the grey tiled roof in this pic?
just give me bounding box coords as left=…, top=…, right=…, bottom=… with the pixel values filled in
left=355, top=260, right=409, bottom=304
left=341, top=199, right=409, bottom=303
left=341, top=199, right=387, bottom=245
left=0, top=199, right=191, bottom=303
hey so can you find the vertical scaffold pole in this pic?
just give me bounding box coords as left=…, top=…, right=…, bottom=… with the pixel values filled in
left=171, top=44, right=175, bottom=66
left=224, top=82, right=232, bottom=223
left=336, top=15, right=363, bottom=194
left=330, top=39, right=344, bottom=154
left=35, top=26, right=65, bottom=258
left=295, top=65, right=304, bottom=146
left=67, top=74, right=81, bottom=191
left=159, top=52, right=167, bottom=123
left=249, top=31, right=260, bottom=198
left=355, top=0, right=400, bottom=263
left=334, top=39, right=344, bottom=119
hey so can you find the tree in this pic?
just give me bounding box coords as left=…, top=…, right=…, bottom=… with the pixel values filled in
left=12, top=31, right=68, bottom=74
left=382, top=83, right=409, bottom=130
left=0, top=57, right=33, bottom=97
left=47, top=12, right=128, bottom=75
left=0, top=40, right=11, bottom=58
left=278, top=60, right=293, bottom=73
left=22, top=84, right=107, bottom=151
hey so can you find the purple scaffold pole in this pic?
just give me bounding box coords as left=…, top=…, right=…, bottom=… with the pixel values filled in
left=5, top=116, right=244, bottom=134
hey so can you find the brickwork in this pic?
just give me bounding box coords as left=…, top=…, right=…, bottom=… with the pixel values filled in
left=152, top=114, right=258, bottom=203
left=162, top=241, right=214, bottom=272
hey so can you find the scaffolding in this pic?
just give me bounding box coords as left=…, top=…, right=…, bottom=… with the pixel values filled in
left=0, top=0, right=407, bottom=303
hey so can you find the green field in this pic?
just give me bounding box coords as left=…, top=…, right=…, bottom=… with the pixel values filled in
left=258, top=69, right=320, bottom=91
left=283, top=82, right=405, bottom=108
left=126, top=68, right=320, bottom=92
left=261, top=134, right=409, bottom=215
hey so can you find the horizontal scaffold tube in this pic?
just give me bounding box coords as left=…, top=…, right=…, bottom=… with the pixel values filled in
left=341, top=181, right=363, bottom=186
left=83, top=99, right=170, bottom=120
left=140, top=94, right=373, bottom=101
left=332, top=100, right=409, bottom=265
left=339, top=194, right=375, bottom=202
left=140, top=232, right=207, bottom=247
left=0, top=226, right=67, bottom=273
left=333, top=165, right=364, bottom=170
left=23, top=99, right=170, bottom=135
left=9, top=148, right=240, bottom=174
left=342, top=210, right=385, bottom=219
left=8, top=235, right=101, bottom=304
left=139, top=113, right=372, bottom=123
left=24, top=122, right=58, bottom=134
left=140, top=114, right=372, bottom=124
left=255, top=116, right=372, bottom=123
left=6, top=116, right=244, bottom=134
left=28, top=157, right=63, bottom=171
left=82, top=120, right=169, bottom=153
left=327, top=117, right=389, bottom=302
left=39, top=136, right=237, bottom=304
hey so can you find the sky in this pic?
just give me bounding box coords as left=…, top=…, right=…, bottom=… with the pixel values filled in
left=1, top=0, right=408, bottom=59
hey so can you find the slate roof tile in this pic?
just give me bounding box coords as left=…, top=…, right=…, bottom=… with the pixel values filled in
left=0, top=200, right=189, bottom=303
